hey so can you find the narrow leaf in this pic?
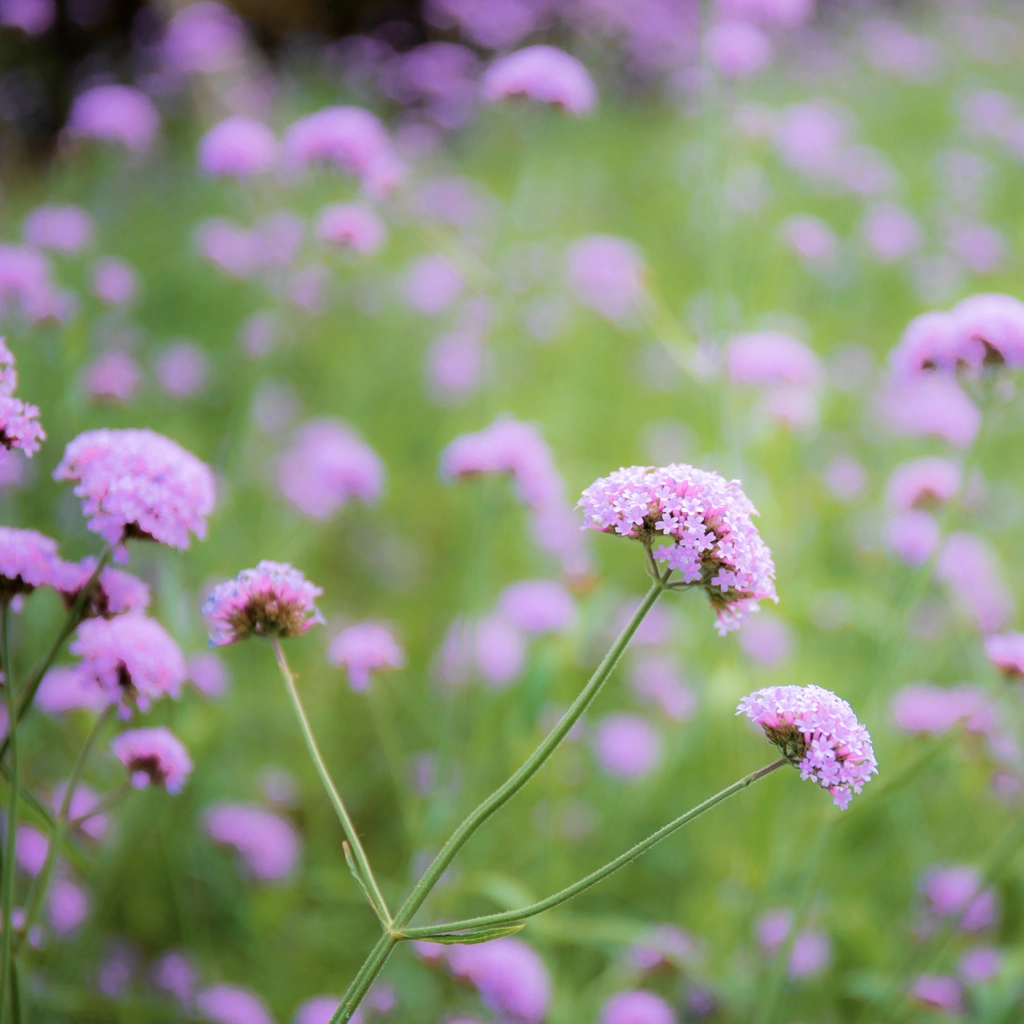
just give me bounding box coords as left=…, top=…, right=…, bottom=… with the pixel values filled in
left=412, top=923, right=526, bottom=945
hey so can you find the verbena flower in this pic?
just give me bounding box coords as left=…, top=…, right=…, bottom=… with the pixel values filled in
left=448, top=938, right=551, bottom=1024
left=161, top=2, right=247, bottom=75
left=22, top=204, right=93, bottom=254
left=53, top=428, right=216, bottom=549
left=202, top=561, right=324, bottom=645
left=885, top=456, right=961, bottom=510
left=198, top=116, right=277, bottom=178
left=600, top=990, right=675, bottom=1024
left=111, top=726, right=192, bottom=793
left=293, top=996, right=350, bottom=1024
left=55, top=556, right=149, bottom=619
left=51, top=781, right=109, bottom=839
left=327, top=621, right=405, bottom=691
left=205, top=803, right=300, bottom=881
left=480, top=45, right=597, bottom=115
left=195, top=985, right=274, bottom=1024
left=49, top=877, right=89, bottom=936
left=0, top=338, right=45, bottom=460
left=70, top=615, right=187, bottom=716
left=36, top=666, right=109, bottom=715
left=920, top=865, right=998, bottom=931
left=92, top=258, right=137, bottom=306
left=910, top=976, right=963, bottom=1013
left=152, top=950, right=197, bottom=1006
left=705, top=20, right=773, bottom=80
left=593, top=713, right=662, bottom=779
left=937, top=532, right=1014, bottom=634
left=984, top=632, right=1024, bottom=678
left=315, top=203, right=386, bottom=255
left=65, top=85, right=159, bottom=153
left=564, top=235, right=645, bottom=322
left=0, top=526, right=64, bottom=597
left=737, top=684, right=877, bottom=809
left=579, top=463, right=777, bottom=634
left=498, top=580, right=575, bottom=635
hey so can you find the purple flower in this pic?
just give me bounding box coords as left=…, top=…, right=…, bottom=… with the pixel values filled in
left=949, top=223, right=1006, bottom=275
left=474, top=613, right=526, bottom=688
left=205, top=803, right=300, bottom=881
left=984, top=633, right=1024, bottom=678
left=594, top=714, right=662, bottom=779
left=738, top=685, right=877, bottom=809
left=910, top=975, right=963, bottom=1013
left=788, top=929, right=831, bottom=978
left=71, top=615, right=187, bottom=716
left=66, top=85, right=159, bottom=153
left=755, top=908, right=792, bottom=952
left=198, top=117, right=277, bottom=178
left=162, top=2, right=247, bottom=75
left=718, top=0, right=814, bottom=28
left=481, top=45, right=596, bottom=115
left=0, top=245, right=54, bottom=320
left=152, top=950, right=197, bottom=1006
left=0, top=338, right=45, bottom=460
left=737, top=614, right=793, bottom=666
left=188, top=651, right=230, bottom=697
left=628, top=655, right=697, bottom=721
left=0, top=526, right=63, bottom=595
left=884, top=510, right=939, bottom=566
left=15, top=825, right=49, bottom=876
left=194, top=219, right=263, bottom=278
left=52, top=781, right=110, bottom=840
left=628, top=924, right=697, bottom=970
left=936, top=532, right=1014, bottom=633
left=726, top=332, right=823, bottom=388
left=960, top=946, right=1000, bottom=983
left=921, top=865, right=998, bottom=931
left=283, top=106, right=404, bottom=198
left=0, top=0, right=55, bottom=34
left=891, top=683, right=994, bottom=736
left=402, top=254, right=463, bottom=315
left=203, top=561, right=323, bottom=646
left=498, top=579, right=575, bottom=635
left=315, top=203, right=386, bottom=255
left=83, top=351, right=142, bottom=404
left=780, top=214, right=838, bottom=266
left=705, top=20, right=772, bottom=79
left=154, top=341, right=210, bottom=399
left=426, top=331, right=487, bottom=403
left=448, top=937, right=551, bottom=1023
left=92, top=257, right=137, bottom=306
left=36, top=666, right=109, bottom=715
left=195, top=985, right=274, bottom=1024
left=579, top=463, right=777, bottom=635
left=293, top=996, right=354, bottom=1024
left=54, top=556, right=150, bottom=619
left=861, top=202, right=922, bottom=263
left=111, top=726, right=192, bottom=793
left=564, top=235, right=645, bottom=322
left=599, top=990, right=676, bottom=1024
left=53, top=428, right=216, bottom=549
left=328, top=621, right=405, bottom=691
left=879, top=377, right=980, bottom=448
left=23, top=204, right=93, bottom=254
left=48, top=877, right=89, bottom=935
left=277, top=418, right=384, bottom=520
left=885, top=457, right=961, bottom=510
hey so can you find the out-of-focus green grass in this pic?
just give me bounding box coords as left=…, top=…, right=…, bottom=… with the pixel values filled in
left=4, top=7, right=1024, bottom=1022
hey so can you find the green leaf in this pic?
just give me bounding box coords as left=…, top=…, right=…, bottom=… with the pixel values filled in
left=411, top=923, right=526, bottom=945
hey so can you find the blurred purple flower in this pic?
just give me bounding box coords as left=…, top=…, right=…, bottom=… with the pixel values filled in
left=402, top=254, right=463, bottom=315
left=328, top=621, right=406, bottom=691
left=0, top=0, right=55, bottom=33
left=474, top=612, right=526, bottom=688
left=52, top=780, right=110, bottom=840
left=862, top=202, right=922, bottom=262
left=628, top=654, right=697, bottom=721
left=788, top=929, right=831, bottom=978
left=152, top=950, right=198, bottom=1006
left=780, top=214, right=838, bottom=266
left=111, top=726, right=192, bottom=793
left=198, top=117, right=277, bottom=178
left=891, top=683, right=995, bottom=736
left=884, top=510, right=939, bottom=565
left=600, top=990, right=676, bottom=1024
left=83, top=351, right=141, bottom=403
left=48, top=877, right=89, bottom=935
left=565, top=235, right=645, bottom=322
left=0, top=525, right=63, bottom=595
left=54, top=556, right=150, bottom=619
left=737, top=613, right=793, bottom=666
left=481, top=45, right=596, bottom=114
left=196, top=985, right=274, bottom=1024
left=66, top=85, right=159, bottom=153
left=155, top=341, right=210, bottom=399
left=205, top=804, right=300, bottom=881
left=921, top=865, right=998, bottom=931
left=959, top=946, right=1000, bottom=983
left=910, top=975, right=963, bottom=1013
left=194, top=219, right=262, bottom=278
left=162, top=2, right=247, bottom=75
left=0, top=338, right=45, bottom=460
left=448, top=937, right=551, bottom=1023
left=705, top=20, right=772, bottom=79
left=755, top=908, right=792, bottom=952
left=315, top=203, right=386, bottom=255
left=293, top=995, right=353, bottom=1024
left=36, top=665, right=108, bottom=715
left=594, top=713, right=662, bottom=779
left=23, top=204, right=93, bottom=254
left=885, top=457, right=961, bottom=510
left=822, top=455, right=867, bottom=502
left=948, top=223, right=1005, bottom=275
left=984, top=632, right=1024, bottom=679
left=726, top=331, right=823, bottom=388
left=426, top=331, right=487, bottom=404
left=936, top=532, right=1014, bottom=633
left=15, top=825, right=49, bottom=876
left=92, top=258, right=138, bottom=306
left=188, top=651, right=230, bottom=698
left=879, top=377, right=980, bottom=448
left=499, top=579, right=575, bottom=635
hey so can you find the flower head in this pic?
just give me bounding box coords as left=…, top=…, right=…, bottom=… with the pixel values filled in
left=53, top=428, right=216, bottom=549
left=594, top=714, right=662, bottom=779
left=448, top=937, right=551, bottom=1024
left=600, top=990, right=675, bottom=1024
left=198, top=117, right=277, bottom=178
left=0, top=339, right=45, bottom=460
left=196, top=985, right=274, bottom=1024
left=315, top=203, right=387, bottom=255
left=111, top=727, right=192, bottom=793
left=65, top=85, right=159, bottom=153
left=481, top=46, right=597, bottom=115
left=564, top=235, right=645, bottom=322
left=738, top=684, right=877, bottom=809
left=23, top=204, right=93, bottom=254
left=579, top=463, right=777, bottom=634
left=205, top=803, right=300, bottom=881
left=162, top=1, right=247, bottom=74
left=726, top=332, right=823, bottom=388
left=70, top=615, right=187, bottom=716
left=327, top=621, right=405, bottom=691
left=0, top=526, right=63, bottom=596
left=498, top=579, right=575, bottom=635
left=54, top=557, right=149, bottom=619
left=885, top=457, right=961, bottom=510
left=202, top=561, right=323, bottom=645
left=985, top=632, right=1024, bottom=678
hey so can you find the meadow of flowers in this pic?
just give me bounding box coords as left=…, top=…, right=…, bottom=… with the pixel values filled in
left=1, top=0, right=1024, bottom=1021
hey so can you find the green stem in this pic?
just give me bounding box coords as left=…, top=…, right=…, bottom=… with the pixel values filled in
left=330, top=931, right=397, bottom=1024
left=270, top=638, right=391, bottom=928
left=401, top=759, right=788, bottom=938
left=1, top=603, right=17, bottom=1020
left=68, top=781, right=132, bottom=829
left=392, top=579, right=667, bottom=932
left=15, top=706, right=113, bottom=956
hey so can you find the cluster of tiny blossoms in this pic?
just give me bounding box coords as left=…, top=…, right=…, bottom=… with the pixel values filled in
left=578, top=464, right=777, bottom=634
left=202, top=561, right=324, bottom=645
left=738, top=685, right=877, bottom=809
left=0, top=337, right=45, bottom=461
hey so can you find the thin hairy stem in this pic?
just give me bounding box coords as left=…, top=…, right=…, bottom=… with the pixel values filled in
left=402, top=759, right=788, bottom=938
left=271, top=638, right=391, bottom=928
left=16, top=707, right=114, bottom=956
left=1, top=603, right=18, bottom=1021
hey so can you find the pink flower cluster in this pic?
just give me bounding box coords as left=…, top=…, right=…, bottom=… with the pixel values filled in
left=725, top=331, right=823, bottom=429
left=65, top=85, right=159, bottom=154
left=985, top=632, right=1024, bottom=677
left=328, top=621, right=405, bottom=691
left=202, top=561, right=324, bottom=645
left=889, top=293, right=1024, bottom=379
left=480, top=45, right=597, bottom=115
left=441, top=417, right=589, bottom=576
left=70, top=615, right=187, bottom=716
left=53, top=428, right=216, bottom=549
left=564, top=235, right=645, bottom=322
left=0, top=526, right=63, bottom=596
left=579, top=463, right=776, bottom=634
left=198, top=117, right=277, bottom=178
left=738, top=685, right=877, bottom=809
left=447, top=937, right=551, bottom=1024
left=111, top=726, right=193, bottom=793
left=205, top=803, right=300, bottom=881
left=54, top=556, right=150, bottom=619
left=0, top=338, right=45, bottom=462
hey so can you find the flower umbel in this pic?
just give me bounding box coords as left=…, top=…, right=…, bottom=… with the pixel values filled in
left=111, top=727, right=193, bottom=793
left=578, top=463, right=777, bottom=633
left=737, top=685, right=877, bottom=809
left=202, top=561, right=324, bottom=645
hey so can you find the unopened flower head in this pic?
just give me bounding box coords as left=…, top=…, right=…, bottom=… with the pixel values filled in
left=53, top=428, right=216, bottom=549
left=737, top=684, right=877, bottom=809
left=0, top=338, right=45, bottom=460
left=71, top=615, right=187, bottom=716
left=0, top=526, right=63, bottom=597
left=481, top=45, right=597, bottom=115
left=578, top=463, right=777, bottom=634
left=327, top=621, right=405, bottom=691
left=111, top=726, right=192, bottom=794
left=55, top=556, right=150, bottom=619
left=202, top=561, right=324, bottom=645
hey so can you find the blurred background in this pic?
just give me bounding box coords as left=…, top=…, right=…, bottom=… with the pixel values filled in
left=2, top=0, right=1024, bottom=1022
